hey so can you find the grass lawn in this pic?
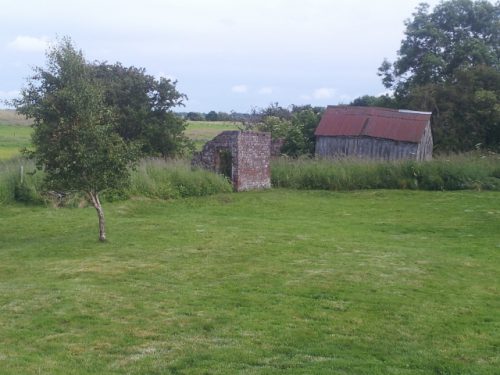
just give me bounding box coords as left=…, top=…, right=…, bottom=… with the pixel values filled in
left=0, top=189, right=499, bottom=374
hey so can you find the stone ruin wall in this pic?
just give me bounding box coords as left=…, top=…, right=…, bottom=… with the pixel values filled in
left=192, top=131, right=271, bottom=192
left=235, top=132, right=271, bottom=191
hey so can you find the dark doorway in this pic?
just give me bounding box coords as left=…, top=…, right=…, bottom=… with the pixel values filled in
left=215, top=149, right=232, bottom=179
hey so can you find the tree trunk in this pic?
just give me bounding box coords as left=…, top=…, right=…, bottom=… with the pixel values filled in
left=88, top=191, right=106, bottom=242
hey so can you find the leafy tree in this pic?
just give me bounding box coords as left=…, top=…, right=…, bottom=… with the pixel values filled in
left=249, top=104, right=323, bottom=157
left=257, top=116, right=292, bottom=139
left=378, top=0, right=500, bottom=151
left=205, top=110, right=219, bottom=121
left=350, top=95, right=398, bottom=108
left=249, top=103, right=292, bottom=124
left=186, top=112, right=205, bottom=121
left=379, top=0, right=499, bottom=94
left=408, top=65, right=500, bottom=151
left=217, top=111, right=233, bottom=121
left=13, top=39, right=138, bottom=241
left=282, top=108, right=323, bottom=156
left=91, top=63, right=192, bottom=157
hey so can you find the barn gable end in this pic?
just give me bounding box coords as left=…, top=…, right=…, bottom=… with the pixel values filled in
left=315, top=106, right=433, bottom=161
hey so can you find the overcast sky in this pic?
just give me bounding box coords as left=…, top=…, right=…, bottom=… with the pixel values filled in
left=1, top=0, right=443, bottom=113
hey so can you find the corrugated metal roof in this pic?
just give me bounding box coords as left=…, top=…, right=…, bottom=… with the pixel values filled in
left=315, top=106, right=431, bottom=143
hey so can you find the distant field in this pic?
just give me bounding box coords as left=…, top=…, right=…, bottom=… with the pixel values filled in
left=0, top=190, right=499, bottom=373
left=0, top=124, right=32, bottom=159
left=185, top=120, right=240, bottom=150
left=0, top=118, right=238, bottom=159
left=0, top=109, right=33, bottom=126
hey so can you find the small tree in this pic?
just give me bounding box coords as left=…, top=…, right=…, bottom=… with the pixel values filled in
left=14, top=38, right=138, bottom=241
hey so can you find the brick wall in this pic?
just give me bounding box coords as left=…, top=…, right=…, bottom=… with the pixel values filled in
left=192, top=131, right=271, bottom=192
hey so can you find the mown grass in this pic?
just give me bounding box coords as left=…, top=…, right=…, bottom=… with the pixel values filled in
left=1, top=189, right=499, bottom=374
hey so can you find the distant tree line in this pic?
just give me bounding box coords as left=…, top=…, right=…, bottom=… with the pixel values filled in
left=351, top=0, right=500, bottom=152
left=181, top=111, right=251, bottom=122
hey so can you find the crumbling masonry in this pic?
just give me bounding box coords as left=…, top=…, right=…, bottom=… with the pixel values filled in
left=192, top=131, right=271, bottom=191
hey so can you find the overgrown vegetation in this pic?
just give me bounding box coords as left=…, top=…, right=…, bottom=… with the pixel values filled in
left=246, top=103, right=324, bottom=157
left=127, top=159, right=232, bottom=199
left=0, top=158, right=232, bottom=205
left=3, top=155, right=499, bottom=206
left=272, top=154, right=500, bottom=191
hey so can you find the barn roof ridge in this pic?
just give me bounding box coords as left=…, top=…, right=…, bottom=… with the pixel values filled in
left=315, top=105, right=431, bottom=143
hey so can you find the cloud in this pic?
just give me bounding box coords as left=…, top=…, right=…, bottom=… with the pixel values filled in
left=157, top=71, right=177, bottom=81
left=313, top=88, right=336, bottom=100
left=0, top=90, right=20, bottom=107
left=0, top=90, right=19, bottom=99
left=7, top=36, right=50, bottom=53
left=376, top=89, right=394, bottom=97
left=231, top=84, right=248, bottom=93
left=258, top=87, right=273, bottom=95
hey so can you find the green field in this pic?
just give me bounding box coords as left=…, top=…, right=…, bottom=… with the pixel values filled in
left=1, top=190, right=499, bottom=374
left=0, top=117, right=239, bottom=159
left=185, top=121, right=240, bottom=150
left=0, top=124, right=32, bottom=159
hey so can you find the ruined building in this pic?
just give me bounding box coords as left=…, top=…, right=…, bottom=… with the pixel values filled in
left=192, top=131, right=271, bottom=191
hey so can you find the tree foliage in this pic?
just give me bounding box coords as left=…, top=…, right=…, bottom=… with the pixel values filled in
left=14, top=39, right=139, bottom=241
left=350, top=94, right=399, bottom=109
left=205, top=110, right=218, bottom=121
left=378, top=0, right=500, bottom=152
left=91, top=63, right=192, bottom=157
left=248, top=103, right=323, bottom=157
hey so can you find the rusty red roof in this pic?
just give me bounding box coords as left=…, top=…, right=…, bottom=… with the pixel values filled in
left=315, top=106, right=431, bottom=143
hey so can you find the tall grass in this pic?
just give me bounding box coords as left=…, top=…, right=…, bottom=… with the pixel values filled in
left=0, top=157, right=44, bottom=204
left=127, top=158, right=232, bottom=199
left=271, top=154, right=500, bottom=191
left=0, top=157, right=232, bottom=205
left=3, top=155, right=499, bottom=205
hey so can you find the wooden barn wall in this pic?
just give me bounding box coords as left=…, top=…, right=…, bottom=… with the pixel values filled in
left=416, top=123, right=433, bottom=161
left=315, top=136, right=420, bottom=161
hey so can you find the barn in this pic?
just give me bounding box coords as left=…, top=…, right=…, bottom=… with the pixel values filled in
left=315, top=106, right=433, bottom=161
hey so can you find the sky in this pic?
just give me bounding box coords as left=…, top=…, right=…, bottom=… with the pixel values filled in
left=0, top=0, right=443, bottom=113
